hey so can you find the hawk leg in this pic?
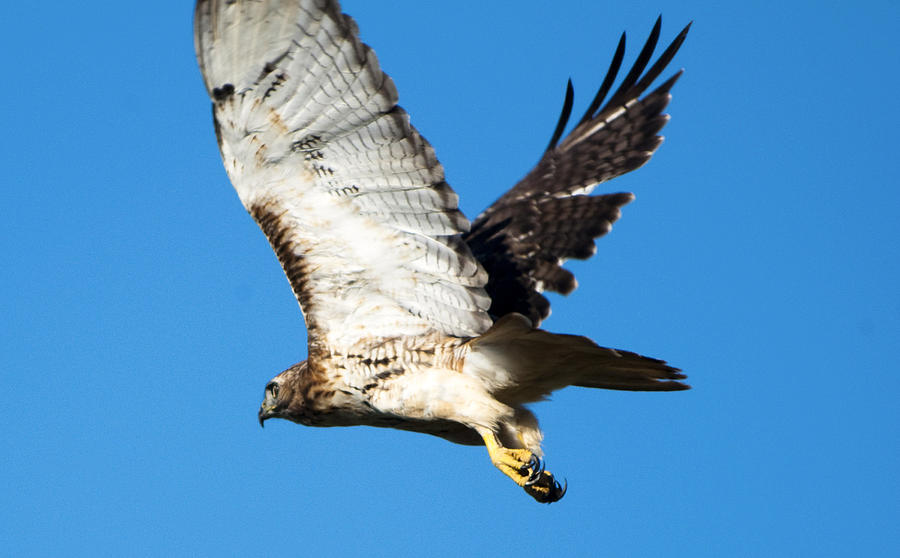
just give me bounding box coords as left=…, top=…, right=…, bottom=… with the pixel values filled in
left=478, top=429, right=567, bottom=503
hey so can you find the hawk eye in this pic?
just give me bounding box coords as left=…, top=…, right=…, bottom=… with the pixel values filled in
left=267, top=383, right=279, bottom=399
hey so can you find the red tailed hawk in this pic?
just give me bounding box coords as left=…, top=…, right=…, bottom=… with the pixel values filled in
left=195, top=0, right=690, bottom=503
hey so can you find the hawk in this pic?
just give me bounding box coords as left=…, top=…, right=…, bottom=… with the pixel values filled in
left=195, top=0, right=690, bottom=503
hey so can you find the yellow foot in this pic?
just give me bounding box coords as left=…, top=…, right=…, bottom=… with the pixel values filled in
left=479, top=430, right=567, bottom=504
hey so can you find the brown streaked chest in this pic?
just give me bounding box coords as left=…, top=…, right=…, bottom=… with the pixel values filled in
left=309, top=334, right=470, bottom=400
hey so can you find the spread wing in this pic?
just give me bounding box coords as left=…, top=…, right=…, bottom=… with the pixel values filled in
left=465, top=18, right=691, bottom=325
left=195, top=0, right=492, bottom=351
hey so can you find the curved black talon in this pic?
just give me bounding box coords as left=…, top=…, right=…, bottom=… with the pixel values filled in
left=517, top=455, right=535, bottom=477
left=553, top=478, right=568, bottom=500
left=537, top=477, right=568, bottom=504
left=523, top=454, right=545, bottom=486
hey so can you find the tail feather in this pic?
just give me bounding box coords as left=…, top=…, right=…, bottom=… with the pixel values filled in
left=550, top=334, right=688, bottom=392
left=571, top=345, right=688, bottom=392
left=467, top=313, right=688, bottom=403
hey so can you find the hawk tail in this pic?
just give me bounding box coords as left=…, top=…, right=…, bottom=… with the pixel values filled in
left=467, top=314, right=688, bottom=401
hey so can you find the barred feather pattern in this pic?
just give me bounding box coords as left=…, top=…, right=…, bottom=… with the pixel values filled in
left=466, top=18, right=690, bottom=325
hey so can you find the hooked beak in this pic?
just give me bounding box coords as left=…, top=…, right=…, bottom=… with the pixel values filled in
left=258, top=405, right=273, bottom=428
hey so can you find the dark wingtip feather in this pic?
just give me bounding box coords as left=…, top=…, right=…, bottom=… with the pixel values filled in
left=631, top=22, right=691, bottom=94
left=605, top=17, right=662, bottom=109
left=546, top=79, right=575, bottom=152
left=578, top=31, right=627, bottom=126
left=650, top=69, right=684, bottom=98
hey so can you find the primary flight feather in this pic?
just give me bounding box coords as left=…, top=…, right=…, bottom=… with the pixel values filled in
left=195, top=0, right=689, bottom=503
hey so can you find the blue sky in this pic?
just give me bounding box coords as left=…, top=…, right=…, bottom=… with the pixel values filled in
left=2, top=1, right=898, bottom=556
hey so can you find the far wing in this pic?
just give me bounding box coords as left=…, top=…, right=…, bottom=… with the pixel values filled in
left=195, top=0, right=492, bottom=350
left=465, top=18, right=690, bottom=325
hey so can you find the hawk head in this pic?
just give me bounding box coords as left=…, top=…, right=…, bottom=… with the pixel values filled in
left=257, top=360, right=310, bottom=427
